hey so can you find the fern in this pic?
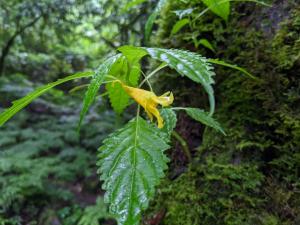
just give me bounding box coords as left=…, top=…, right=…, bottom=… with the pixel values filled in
left=97, top=116, right=170, bottom=225
left=78, top=197, right=111, bottom=225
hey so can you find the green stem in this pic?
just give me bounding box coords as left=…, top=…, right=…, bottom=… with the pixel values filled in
left=139, top=63, right=168, bottom=88
left=172, top=131, right=192, bottom=162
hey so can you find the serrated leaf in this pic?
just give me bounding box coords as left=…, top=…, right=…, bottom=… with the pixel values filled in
left=145, top=0, right=168, bottom=42
left=160, top=108, right=177, bottom=138
left=171, top=18, right=190, bottom=35
left=106, top=82, right=130, bottom=114
left=183, top=108, right=225, bottom=135
left=118, top=46, right=148, bottom=65
left=143, top=48, right=216, bottom=115
left=98, top=116, right=170, bottom=225
left=78, top=54, right=121, bottom=128
left=106, top=47, right=148, bottom=114
left=0, top=71, right=93, bottom=127
left=202, top=0, right=230, bottom=21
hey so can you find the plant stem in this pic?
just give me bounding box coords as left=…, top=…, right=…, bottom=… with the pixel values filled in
left=139, top=63, right=168, bottom=88
left=172, top=131, right=192, bottom=162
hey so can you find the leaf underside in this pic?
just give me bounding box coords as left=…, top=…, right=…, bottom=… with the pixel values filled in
left=98, top=117, right=170, bottom=225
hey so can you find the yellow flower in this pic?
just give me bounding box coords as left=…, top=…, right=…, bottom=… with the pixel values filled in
left=116, top=81, right=174, bottom=128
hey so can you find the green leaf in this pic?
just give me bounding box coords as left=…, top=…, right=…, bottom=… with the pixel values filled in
left=0, top=71, right=93, bottom=127
left=118, top=46, right=148, bottom=64
left=105, top=46, right=148, bottom=114
left=145, top=0, right=168, bottom=42
left=202, top=0, right=230, bottom=21
left=78, top=54, right=121, bottom=129
left=198, top=39, right=215, bottom=52
left=160, top=108, right=177, bottom=138
left=181, top=108, right=225, bottom=135
left=208, top=58, right=257, bottom=79
left=122, top=0, right=146, bottom=12
left=171, top=18, right=190, bottom=35
left=143, top=48, right=216, bottom=115
left=98, top=116, right=170, bottom=225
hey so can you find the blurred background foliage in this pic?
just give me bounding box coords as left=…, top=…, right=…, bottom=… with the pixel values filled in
left=0, top=0, right=299, bottom=225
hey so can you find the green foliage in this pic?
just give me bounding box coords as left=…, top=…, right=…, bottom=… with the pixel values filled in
left=143, top=47, right=216, bottom=115
left=171, top=18, right=190, bottom=35
left=202, top=0, right=230, bottom=21
left=78, top=197, right=112, bottom=225
left=145, top=0, right=169, bottom=42
left=98, top=117, right=170, bottom=225
left=147, top=1, right=300, bottom=224
left=180, top=107, right=225, bottom=135
left=79, top=55, right=121, bottom=128
left=160, top=108, right=177, bottom=138
left=0, top=71, right=93, bottom=126
left=148, top=159, right=264, bottom=225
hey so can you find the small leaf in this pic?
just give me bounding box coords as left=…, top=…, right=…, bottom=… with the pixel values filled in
left=122, top=0, right=146, bottom=12
left=208, top=58, right=257, bottom=79
left=106, top=46, right=148, bottom=114
left=0, top=71, right=93, bottom=127
left=78, top=54, right=121, bottom=129
left=98, top=116, right=170, bottom=225
left=143, top=47, right=216, bottom=115
left=160, top=108, right=177, bottom=138
left=198, top=39, right=215, bottom=52
left=202, top=0, right=230, bottom=21
left=145, top=0, right=168, bottom=42
left=173, top=8, right=194, bottom=19
left=171, top=18, right=190, bottom=35
left=182, top=107, right=225, bottom=135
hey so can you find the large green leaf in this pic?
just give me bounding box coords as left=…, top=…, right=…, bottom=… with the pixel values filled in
left=98, top=116, right=170, bottom=225
left=0, top=71, right=93, bottom=127
left=202, top=0, right=230, bottom=21
left=78, top=54, right=121, bottom=128
left=143, top=48, right=216, bottom=115
left=181, top=107, right=225, bottom=135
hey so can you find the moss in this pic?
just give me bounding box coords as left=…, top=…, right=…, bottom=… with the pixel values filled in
left=146, top=2, right=300, bottom=225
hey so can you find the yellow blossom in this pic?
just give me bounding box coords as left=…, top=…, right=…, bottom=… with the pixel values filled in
left=116, top=81, right=174, bottom=128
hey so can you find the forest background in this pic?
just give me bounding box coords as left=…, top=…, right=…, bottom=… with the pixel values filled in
left=0, top=0, right=299, bottom=224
